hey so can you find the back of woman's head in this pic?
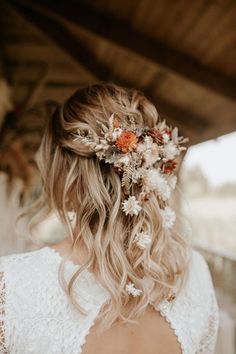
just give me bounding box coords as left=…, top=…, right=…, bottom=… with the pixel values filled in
left=33, top=83, right=190, bottom=330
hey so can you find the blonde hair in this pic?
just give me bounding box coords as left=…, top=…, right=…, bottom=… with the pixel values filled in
left=30, top=83, right=190, bottom=330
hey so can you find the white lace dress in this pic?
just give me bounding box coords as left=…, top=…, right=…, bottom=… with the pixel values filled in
left=0, top=246, right=219, bottom=354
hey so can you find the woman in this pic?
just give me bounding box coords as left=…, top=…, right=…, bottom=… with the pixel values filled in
left=0, top=83, right=219, bottom=353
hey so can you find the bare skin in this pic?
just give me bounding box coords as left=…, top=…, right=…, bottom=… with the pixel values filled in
left=50, top=239, right=182, bottom=354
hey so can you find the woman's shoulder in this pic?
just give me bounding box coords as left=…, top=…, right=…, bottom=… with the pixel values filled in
left=154, top=248, right=219, bottom=353
left=0, top=246, right=218, bottom=314
left=188, top=248, right=217, bottom=296
left=0, top=245, right=109, bottom=306
left=0, top=247, right=66, bottom=303
left=190, top=248, right=210, bottom=272
left=0, top=246, right=215, bottom=297
left=0, top=247, right=58, bottom=304
left=0, top=246, right=219, bottom=353
left=0, top=246, right=55, bottom=273
left=175, top=248, right=218, bottom=313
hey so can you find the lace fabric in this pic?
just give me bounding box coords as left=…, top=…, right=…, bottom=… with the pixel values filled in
left=0, top=271, right=7, bottom=354
left=0, top=247, right=219, bottom=354
left=155, top=251, right=219, bottom=354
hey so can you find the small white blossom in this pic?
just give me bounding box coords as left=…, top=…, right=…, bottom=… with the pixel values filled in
left=121, top=196, right=142, bottom=216
left=96, top=150, right=106, bottom=159
left=143, top=135, right=154, bottom=148
left=157, top=120, right=167, bottom=131
left=125, top=282, right=143, bottom=297
left=134, top=232, right=152, bottom=249
left=161, top=206, right=176, bottom=229
left=94, top=140, right=109, bottom=152
left=112, top=128, right=123, bottom=140
left=143, top=143, right=160, bottom=167
left=163, top=141, right=179, bottom=160
left=116, top=154, right=130, bottom=165
left=162, top=133, right=170, bottom=144
left=132, top=170, right=141, bottom=183
left=136, top=143, right=146, bottom=154
left=136, top=136, right=153, bottom=153
left=144, top=169, right=171, bottom=201
left=132, top=168, right=146, bottom=183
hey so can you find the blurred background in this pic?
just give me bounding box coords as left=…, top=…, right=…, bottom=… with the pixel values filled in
left=0, top=0, right=235, bottom=352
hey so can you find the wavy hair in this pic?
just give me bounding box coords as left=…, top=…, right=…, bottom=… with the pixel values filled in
left=29, top=83, right=190, bottom=330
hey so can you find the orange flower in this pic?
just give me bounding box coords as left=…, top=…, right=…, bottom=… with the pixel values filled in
left=162, top=160, right=177, bottom=174
left=115, top=131, right=138, bottom=153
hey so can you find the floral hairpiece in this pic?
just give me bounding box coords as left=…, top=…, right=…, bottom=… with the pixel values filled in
left=72, top=112, right=187, bottom=235
left=125, top=281, right=143, bottom=297
left=72, top=113, right=188, bottom=297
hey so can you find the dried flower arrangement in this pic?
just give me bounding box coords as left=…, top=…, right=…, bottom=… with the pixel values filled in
left=72, top=113, right=188, bottom=297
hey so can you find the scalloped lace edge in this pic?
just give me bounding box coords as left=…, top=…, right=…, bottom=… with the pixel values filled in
left=0, top=272, right=7, bottom=354
left=155, top=306, right=184, bottom=354
left=77, top=306, right=185, bottom=354
left=47, top=246, right=185, bottom=353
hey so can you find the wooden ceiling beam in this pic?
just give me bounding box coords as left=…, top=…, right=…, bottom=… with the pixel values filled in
left=10, top=0, right=236, bottom=101
left=8, top=0, right=210, bottom=140
left=14, top=81, right=89, bottom=88
left=23, top=65, right=50, bottom=109
left=0, top=30, right=12, bottom=83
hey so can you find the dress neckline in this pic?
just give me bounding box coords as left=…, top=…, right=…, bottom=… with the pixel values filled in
left=42, top=246, right=185, bottom=353
left=43, top=245, right=101, bottom=280
left=44, top=245, right=84, bottom=267
left=43, top=245, right=111, bottom=305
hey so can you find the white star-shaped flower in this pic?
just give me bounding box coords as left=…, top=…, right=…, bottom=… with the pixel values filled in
left=112, top=128, right=123, bottom=140
left=144, top=169, right=171, bottom=201
left=121, top=196, right=142, bottom=216
left=125, top=282, right=143, bottom=297
left=132, top=168, right=146, bottom=183
left=143, top=143, right=160, bottom=168
left=163, top=141, right=180, bottom=160
left=134, top=232, right=152, bottom=249
left=136, top=136, right=153, bottom=153
left=116, top=154, right=130, bottom=165
left=162, top=133, right=170, bottom=144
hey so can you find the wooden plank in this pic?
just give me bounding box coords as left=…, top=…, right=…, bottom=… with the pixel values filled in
left=38, top=86, right=88, bottom=103
left=15, top=80, right=87, bottom=87
left=4, top=2, right=94, bottom=81
left=9, top=0, right=236, bottom=100
left=5, top=43, right=65, bottom=63
left=23, top=65, right=50, bottom=108
left=12, top=84, right=77, bottom=104
left=10, top=63, right=90, bottom=84
left=0, top=12, right=12, bottom=83
left=7, top=0, right=210, bottom=139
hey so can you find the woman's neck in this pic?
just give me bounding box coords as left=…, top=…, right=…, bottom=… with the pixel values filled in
left=50, top=237, right=89, bottom=266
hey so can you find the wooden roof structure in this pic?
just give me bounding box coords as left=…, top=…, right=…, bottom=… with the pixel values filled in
left=1, top=0, right=236, bottom=145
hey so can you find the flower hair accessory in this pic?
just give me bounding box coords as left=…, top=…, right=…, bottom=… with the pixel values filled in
left=134, top=232, right=152, bottom=249
left=72, top=112, right=188, bottom=230
left=125, top=281, right=143, bottom=297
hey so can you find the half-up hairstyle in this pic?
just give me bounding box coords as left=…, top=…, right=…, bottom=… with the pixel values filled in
left=29, top=83, right=190, bottom=330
